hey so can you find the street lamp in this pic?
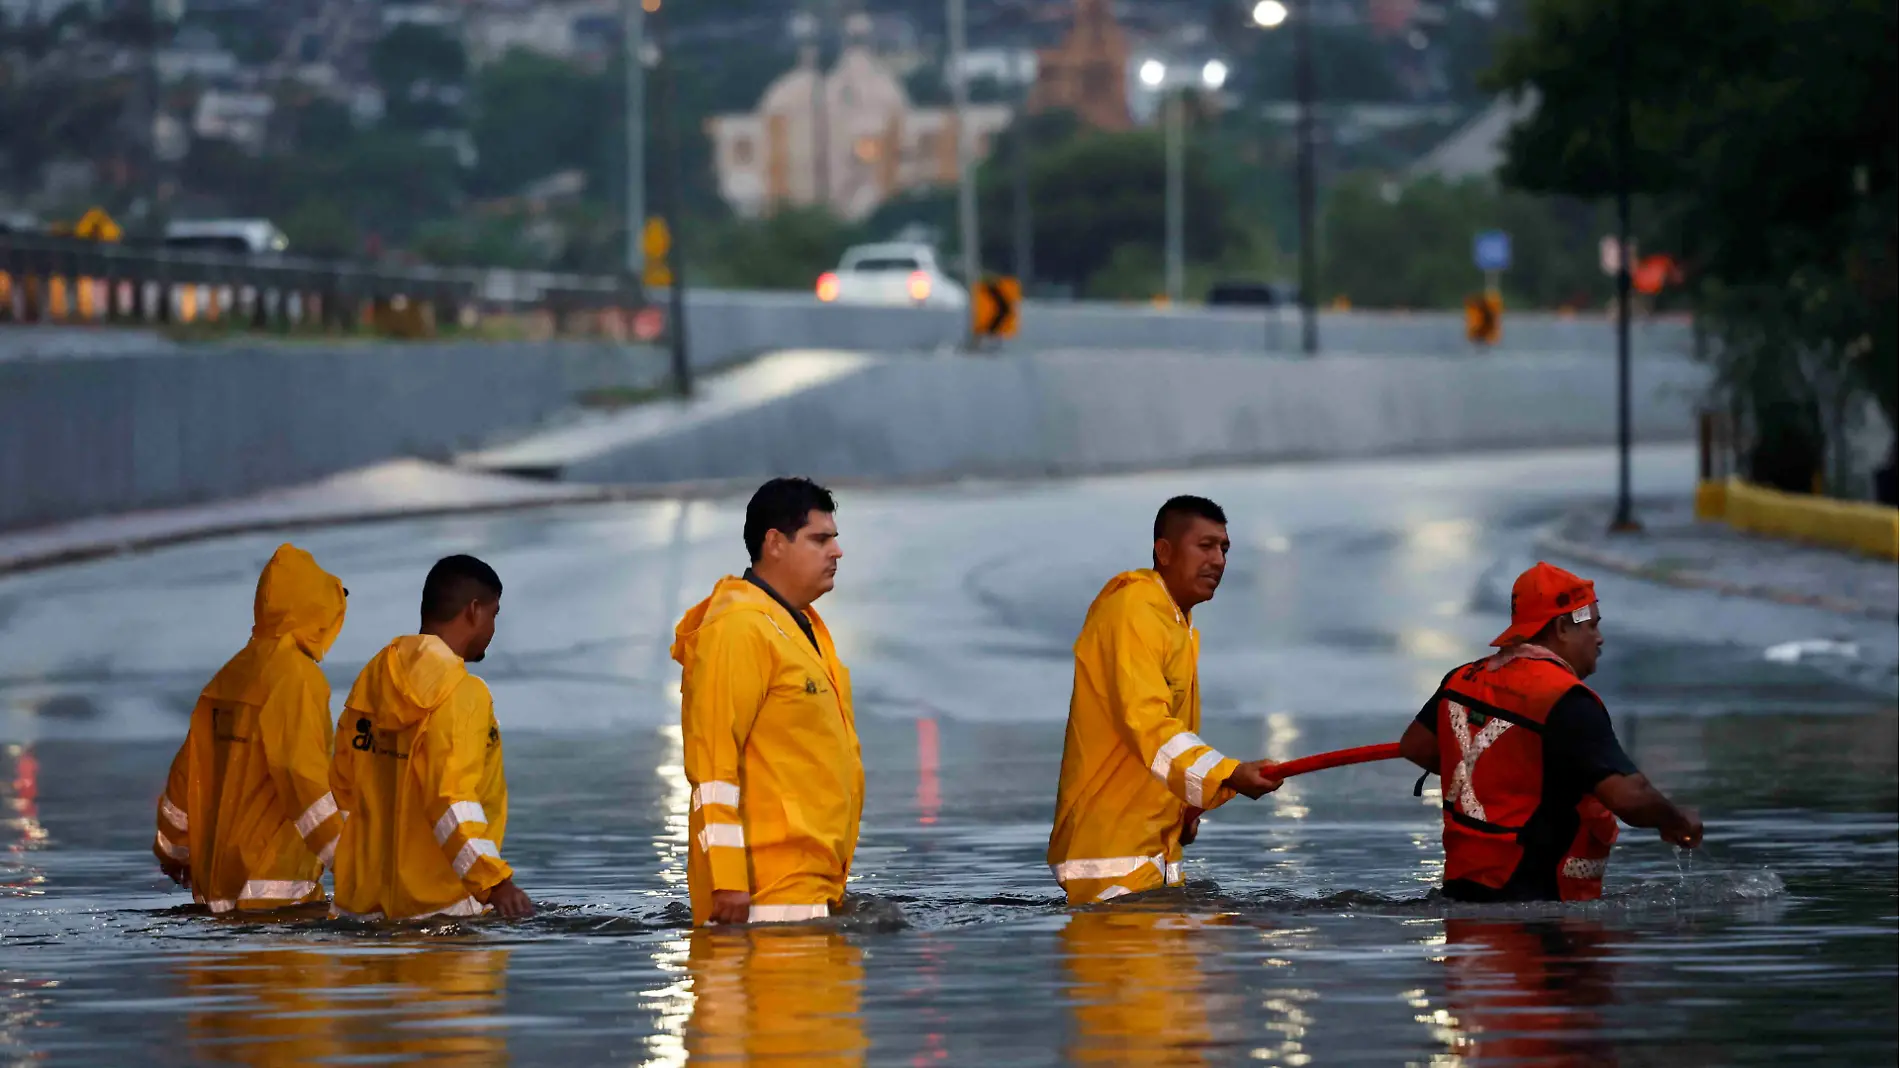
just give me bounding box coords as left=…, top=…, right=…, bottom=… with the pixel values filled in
left=1251, top=0, right=1288, bottom=29
left=1253, top=0, right=1317, bottom=355
left=1147, top=58, right=1227, bottom=304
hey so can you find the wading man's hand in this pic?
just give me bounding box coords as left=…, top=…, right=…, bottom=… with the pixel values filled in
left=710, top=889, right=752, bottom=925
left=487, top=878, right=536, bottom=920
left=1225, top=760, right=1285, bottom=800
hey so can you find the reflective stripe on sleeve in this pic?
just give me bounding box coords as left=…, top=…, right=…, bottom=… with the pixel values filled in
left=1560, top=857, right=1607, bottom=880
left=159, top=796, right=189, bottom=832
left=155, top=831, right=189, bottom=861
left=452, top=838, right=501, bottom=877
left=747, top=903, right=829, bottom=923
left=691, top=781, right=741, bottom=811
left=696, top=823, right=746, bottom=851
left=1148, top=731, right=1206, bottom=782
left=294, top=793, right=338, bottom=837
left=317, top=838, right=336, bottom=870
left=433, top=801, right=489, bottom=845
left=1182, top=749, right=1228, bottom=808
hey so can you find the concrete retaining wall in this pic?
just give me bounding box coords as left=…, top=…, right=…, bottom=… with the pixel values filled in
left=548, top=349, right=1709, bottom=485
left=0, top=339, right=666, bottom=530
left=681, top=289, right=1695, bottom=368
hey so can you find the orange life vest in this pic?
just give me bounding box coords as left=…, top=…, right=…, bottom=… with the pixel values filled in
left=1435, top=645, right=1619, bottom=901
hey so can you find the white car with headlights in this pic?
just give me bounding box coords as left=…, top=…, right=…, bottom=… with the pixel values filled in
left=815, top=243, right=967, bottom=309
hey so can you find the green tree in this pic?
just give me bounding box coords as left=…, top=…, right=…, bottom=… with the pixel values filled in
left=1489, top=0, right=1896, bottom=493
left=370, top=24, right=469, bottom=131
left=470, top=50, right=614, bottom=198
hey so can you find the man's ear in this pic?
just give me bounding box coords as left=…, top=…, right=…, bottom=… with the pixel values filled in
left=1154, top=538, right=1173, bottom=568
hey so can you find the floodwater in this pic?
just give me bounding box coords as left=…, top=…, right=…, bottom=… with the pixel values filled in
left=2, top=446, right=1894, bottom=1066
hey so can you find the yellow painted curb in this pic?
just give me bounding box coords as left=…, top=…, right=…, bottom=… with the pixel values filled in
left=1703, top=478, right=1899, bottom=560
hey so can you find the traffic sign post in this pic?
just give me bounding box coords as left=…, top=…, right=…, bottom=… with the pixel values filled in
left=1472, top=230, right=1511, bottom=273
left=971, top=275, right=1020, bottom=343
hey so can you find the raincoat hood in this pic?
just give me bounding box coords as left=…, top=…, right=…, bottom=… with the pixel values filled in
left=670, top=576, right=787, bottom=667
left=253, top=543, right=348, bottom=662
left=349, top=634, right=469, bottom=732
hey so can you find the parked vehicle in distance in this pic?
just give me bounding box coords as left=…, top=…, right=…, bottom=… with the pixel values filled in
left=162, top=219, right=290, bottom=256
left=1206, top=279, right=1299, bottom=308
left=816, top=242, right=967, bottom=309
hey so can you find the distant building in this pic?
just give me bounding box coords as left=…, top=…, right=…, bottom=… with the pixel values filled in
left=1028, top=0, right=1132, bottom=132
left=465, top=0, right=618, bottom=68
left=1405, top=93, right=1538, bottom=183
left=155, top=26, right=240, bottom=84
left=707, top=15, right=1012, bottom=221
left=193, top=89, right=276, bottom=154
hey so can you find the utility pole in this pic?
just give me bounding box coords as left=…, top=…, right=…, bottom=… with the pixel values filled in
left=622, top=0, right=645, bottom=277
left=1164, top=90, right=1184, bottom=304
left=1012, top=59, right=1033, bottom=287
left=948, top=0, right=980, bottom=346
left=1294, top=0, right=1319, bottom=355
left=1610, top=0, right=1637, bottom=530
left=653, top=8, right=690, bottom=396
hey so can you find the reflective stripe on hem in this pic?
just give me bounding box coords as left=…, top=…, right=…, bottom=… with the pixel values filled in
left=434, top=801, right=489, bottom=845
left=155, top=831, right=189, bottom=861
left=692, top=781, right=741, bottom=811
left=1560, top=857, right=1607, bottom=880
left=1050, top=855, right=1152, bottom=882
left=696, top=823, right=746, bottom=850
left=1095, top=885, right=1133, bottom=902
left=1149, top=732, right=1206, bottom=782
left=452, top=837, right=500, bottom=877
left=747, top=903, right=829, bottom=923
left=330, top=896, right=485, bottom=923
left=1183, top=749, right=1227, bottom=808
left=294, top=793, right=338, bottom=837
left=1166, top=862, right=1182, bottom=884
left=159, top=796, right=189, bottom=831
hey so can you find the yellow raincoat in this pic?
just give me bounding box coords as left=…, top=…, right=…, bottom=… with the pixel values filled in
left=329, top=634, right=512, bottom=920
left=671, top=576, right=863, bottom=926
left=1047, top=570, right=1242, bottom=905
left=153, top=543, right=346, bottom=913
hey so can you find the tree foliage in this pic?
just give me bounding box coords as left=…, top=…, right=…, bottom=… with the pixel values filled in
left=1488, top=0, right=1897, bottom=492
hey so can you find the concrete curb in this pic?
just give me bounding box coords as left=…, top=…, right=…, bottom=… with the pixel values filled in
left=1534, top=513, right=1898, bottom=622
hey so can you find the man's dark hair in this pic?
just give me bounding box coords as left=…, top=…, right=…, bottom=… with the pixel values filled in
left=744, top=477, right=837, bottom=562
left=1154, top=495, right=1228, bottom=542
left=420, top=554, right=503, bottom=624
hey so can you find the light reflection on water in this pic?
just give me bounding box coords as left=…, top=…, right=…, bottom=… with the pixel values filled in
left=0, top=707, right=1892, bottom=1066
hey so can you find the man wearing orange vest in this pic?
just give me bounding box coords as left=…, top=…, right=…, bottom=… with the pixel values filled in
left=1399, top=562, right=1702, bottom=902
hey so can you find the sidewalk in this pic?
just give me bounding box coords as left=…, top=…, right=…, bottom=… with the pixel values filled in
left=0, top=460, right=613, bottom=576
left=1538, top=500, right=1897, bottom=621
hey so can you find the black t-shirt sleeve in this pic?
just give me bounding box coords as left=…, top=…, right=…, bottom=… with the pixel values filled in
left=1543, top=686, right=1639, bottom=790
left=1413, top=668, right=1460, bottom=732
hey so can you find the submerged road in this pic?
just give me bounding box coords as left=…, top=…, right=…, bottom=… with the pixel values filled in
left=1, top=444, right=1894, bottom=1066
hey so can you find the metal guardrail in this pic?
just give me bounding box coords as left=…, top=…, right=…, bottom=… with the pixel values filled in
left=0, top=233, right=646, bottom=337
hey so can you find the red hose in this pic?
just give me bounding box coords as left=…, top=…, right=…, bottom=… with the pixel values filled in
left=1267, top=742, right=1403, bottom=779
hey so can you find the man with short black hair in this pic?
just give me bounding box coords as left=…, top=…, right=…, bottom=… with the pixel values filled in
left=1399, top=562, right=1702, bottom=902
left=330, top=554, right=534, bottom=921
left=1048, top=495, right=1284, bottom=905
left=672, top=477, right=863, bottom=925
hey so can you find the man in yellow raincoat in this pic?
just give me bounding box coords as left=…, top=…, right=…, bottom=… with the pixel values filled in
left=154, top=543, right=348, bottom=913
left=329, top=554, right=533, bottom=921
left=672, top=477, right=862, bottom=926
left=1048, top=496, right=1282, bottom=905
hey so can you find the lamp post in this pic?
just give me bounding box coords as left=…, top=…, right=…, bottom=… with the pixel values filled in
left=1251, top=0, right=1317, bottom=355
left=1610, top=0, right=1638, bottom=531
left=622, top=0, right=645, bottom=278
left=1141, top=57, right=1228, bottom=305
left=948, top=0, right=981, bottom=347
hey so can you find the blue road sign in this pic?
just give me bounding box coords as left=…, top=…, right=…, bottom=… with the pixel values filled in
left=1473, top=230, right=1512, bottom=272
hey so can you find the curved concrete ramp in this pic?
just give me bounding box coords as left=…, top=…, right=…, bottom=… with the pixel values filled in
left=462, top=349, right=1708, bottom=485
